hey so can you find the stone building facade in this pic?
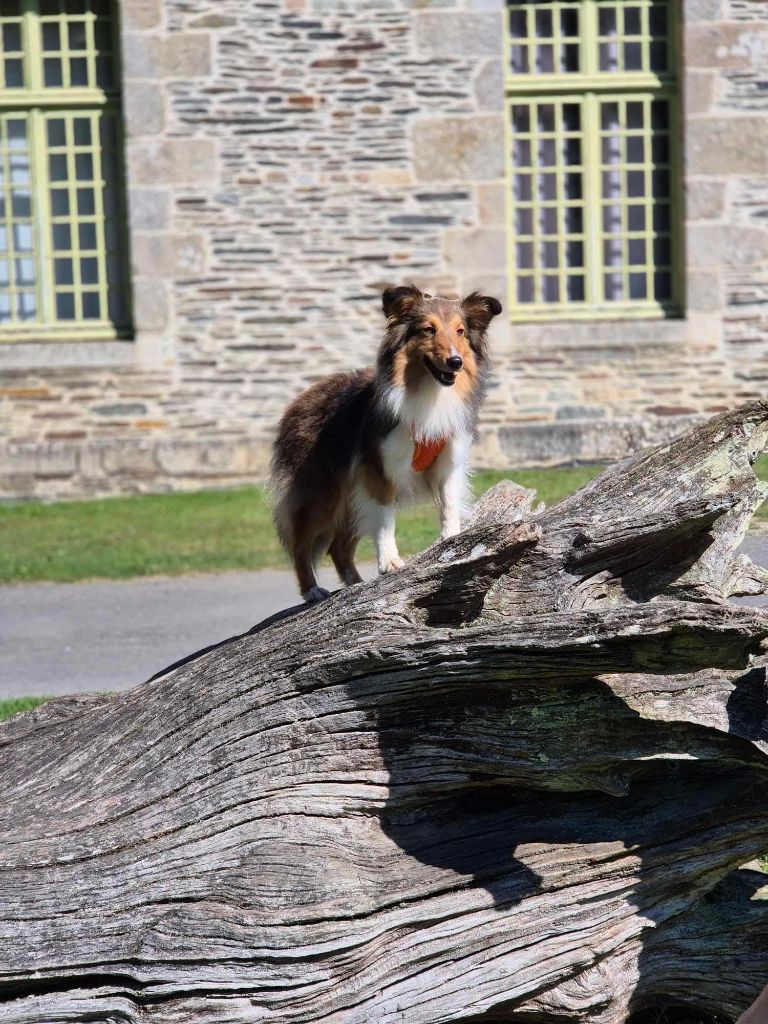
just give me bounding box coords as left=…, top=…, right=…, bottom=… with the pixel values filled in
left=0, top=0, right=767, bottom=500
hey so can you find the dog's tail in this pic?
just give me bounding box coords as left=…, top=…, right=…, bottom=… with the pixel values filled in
left=265, top=447, right=293, bottom=553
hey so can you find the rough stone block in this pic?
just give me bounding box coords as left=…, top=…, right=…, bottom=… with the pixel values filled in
left=415, top=12, right=502, bottom=56
left=172, top=234, right=207, bottom=276
left=444, top=228, right=506, bottom=274
left=686, top=0, right=725, bottom=21
left=133, top=278, right=170, bottom=332
left=686, top=179, right=727, bottom=221
left=128, top=139, right=218, bottom=185
left=687, top=117, right=768, bottom=175
left=474, top=58, right=503, bottom=112
left=160, top=34, right=213, bottom=78
left=458, top=273, right=508, bottom=306
left=0, top=444, right=78, bottom=478
left=477, top=183, right=506, bottom=226
left=413, top=115, right=504, bottom=181
left=188, top=13, right=237, bottom=28
left=124, top=82, right=165, bottom=136
left=121, top=33, right=162, bottom=79
left=128, top=188, right=171, bottom=232
left=132, top=235, right=173, bottom=279
left=684, top=70, right=716, bottom=115
left=101, top=442, right=158, bottom=477
left=685, top=23, right=765, bottom=70
left=122, top=0, right=162, bottom=30
left=688, top=224, right=768, bottom=268
left=687, top=270, right=723, bottom=312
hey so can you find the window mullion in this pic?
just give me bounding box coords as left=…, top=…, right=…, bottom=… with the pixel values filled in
left=582, top=91, right=602, bottom=307
left=21, top=0, right=40, bottom=93
left=28, top=108, right=53, bottom=325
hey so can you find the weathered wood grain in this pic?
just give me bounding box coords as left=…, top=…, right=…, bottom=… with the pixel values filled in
left=1, top=403, right=767, bottom=1024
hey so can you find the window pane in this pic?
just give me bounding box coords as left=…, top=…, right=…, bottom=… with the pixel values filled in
left=44, top=57, right=63, bottom=86
left=42, top=22, right=60, bottom=50
left=4, top=58, right=23, bottom=87
left=56, top=292, right=76, bottom=319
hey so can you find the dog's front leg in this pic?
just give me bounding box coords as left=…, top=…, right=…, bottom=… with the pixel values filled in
left=437, top=448, right=470, bottom=540
left=372, top=501, right=404, bottom=574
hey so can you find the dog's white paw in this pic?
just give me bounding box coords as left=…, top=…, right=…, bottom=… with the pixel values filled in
left=379, top=556, right=405, bottom=575
left=302, top=586, right=331, bottom=604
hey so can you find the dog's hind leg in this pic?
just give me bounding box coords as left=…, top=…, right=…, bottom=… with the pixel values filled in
left=329, top=518, right=363, bottom=587
left=289, top=507, right=331, bottom=603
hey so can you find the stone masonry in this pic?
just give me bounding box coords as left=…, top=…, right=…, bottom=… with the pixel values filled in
left=0, top=0, right=766, bottom=500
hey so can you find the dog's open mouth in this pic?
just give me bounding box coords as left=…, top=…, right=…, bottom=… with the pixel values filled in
left=424, top=357, right=456, bottom=387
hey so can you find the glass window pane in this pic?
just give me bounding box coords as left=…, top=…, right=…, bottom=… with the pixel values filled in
left=75, top=153, right=94, bottom=180
left=81, top=257, right=99, bottom=284
left=82, top=292, right=100, bottom=319
left=42, top=22, right=60, bottom=50
left=74, top=118, right=92, bottom=146
left=4, top=58, right=23, bottom=87
left=561, top=9, right=578, bottom=36
left=3, top=23, right=21, bottom=51
left=55, top=258, right=74, bottom=285
left=508, top=9, right=527, bottom=38
left=11, top=190, right=30, bottom=217
left=17, top=292, right=36, bottom=320
left=49, top=154, right=68, bottom=181
left=517, top=276, right=534, bottom=304
left=624, top=42, right=642, bottom=70
left=51, top=189, right=70, bottom=215
left=79, top=223, right=98, bottom=249
left=68, top=21, right=87, bottom=50
left=625, top=8, right=642, bottom=34
left=53, top=224, right=71, bottom=250
left=44, top=57, right=63, bottom=86
left=629, top=274, right=647, bottom=299
left=56, top=292, right=76, bottom=319
left=77, top=188, right=96, bottom=215
left=14, top=224, right=32, bottom=251
left=70, top=57, right=88, bottom=86
left=47, top=119, right=67, bottom=147
left=534, top=9, right=553, bottom=38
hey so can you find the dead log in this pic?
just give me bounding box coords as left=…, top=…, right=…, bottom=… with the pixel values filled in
left=2, top=402, right=768, bottom=1024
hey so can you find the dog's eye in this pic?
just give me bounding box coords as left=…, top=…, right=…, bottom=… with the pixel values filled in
left=456, top=327, right=465, bottom=336
left=422, top=325, right=436, bottom=335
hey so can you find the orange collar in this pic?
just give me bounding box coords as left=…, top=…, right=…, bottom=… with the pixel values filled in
left=411, top=435, right=447, bottom=472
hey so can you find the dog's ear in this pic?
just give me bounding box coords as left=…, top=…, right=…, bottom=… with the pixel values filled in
left=461, top=292, right=502, bottom=333
left=382, top=284, right=423, bottom=321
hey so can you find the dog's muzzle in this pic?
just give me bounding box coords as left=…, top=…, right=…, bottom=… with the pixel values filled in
left=424, top=356, right=458, bottom=387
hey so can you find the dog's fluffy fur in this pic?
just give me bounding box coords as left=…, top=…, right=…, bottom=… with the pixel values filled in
left=269, top=285, right=502, bottom=602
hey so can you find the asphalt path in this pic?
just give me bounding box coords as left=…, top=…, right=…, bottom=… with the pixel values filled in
left=1, top=539, right=766, bottom=699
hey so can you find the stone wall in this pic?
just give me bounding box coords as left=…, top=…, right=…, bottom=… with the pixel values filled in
left=0, top=0, right=767, bottom=500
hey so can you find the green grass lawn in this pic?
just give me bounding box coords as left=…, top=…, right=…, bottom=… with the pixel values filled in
left=0, top=697, right=50, bottom=721
left=0, top=458, right=766, bottom=585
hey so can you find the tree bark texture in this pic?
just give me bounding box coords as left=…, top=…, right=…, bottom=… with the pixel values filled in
left=2, top=402, right=768, bottom=1024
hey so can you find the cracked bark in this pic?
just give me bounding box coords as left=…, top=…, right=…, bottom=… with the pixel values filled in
left=2, top=402, right=768, bottom=1024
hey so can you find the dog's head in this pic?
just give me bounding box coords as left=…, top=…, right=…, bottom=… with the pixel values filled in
left=380, top=285, right=501, bottom=391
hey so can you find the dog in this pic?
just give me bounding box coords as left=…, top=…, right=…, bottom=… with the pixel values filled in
left=269, top=285, right=502, bottom=602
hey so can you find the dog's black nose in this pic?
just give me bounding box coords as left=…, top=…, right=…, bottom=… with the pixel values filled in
left=446, top=356, right=463, bottom=371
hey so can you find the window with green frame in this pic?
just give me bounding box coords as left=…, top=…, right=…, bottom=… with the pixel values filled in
left=0, top=0, right=130, bottom=341
left=505, top=0, right=681, bottom=321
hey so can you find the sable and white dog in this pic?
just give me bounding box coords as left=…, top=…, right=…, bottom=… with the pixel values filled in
left=269, top=285, right=502, bottom=602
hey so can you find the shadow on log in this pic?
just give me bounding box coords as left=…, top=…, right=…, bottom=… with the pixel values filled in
left=1, top=402, right=768, bottom=1024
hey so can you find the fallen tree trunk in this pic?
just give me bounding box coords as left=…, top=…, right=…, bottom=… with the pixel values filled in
left=2, top=402, right=768, bottom=1024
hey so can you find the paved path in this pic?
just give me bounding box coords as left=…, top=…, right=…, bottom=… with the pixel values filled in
left=1, top=541, right=766, bottom=699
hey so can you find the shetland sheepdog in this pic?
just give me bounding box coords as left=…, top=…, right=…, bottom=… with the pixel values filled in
left=269, top=285, right=502, bottom=602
